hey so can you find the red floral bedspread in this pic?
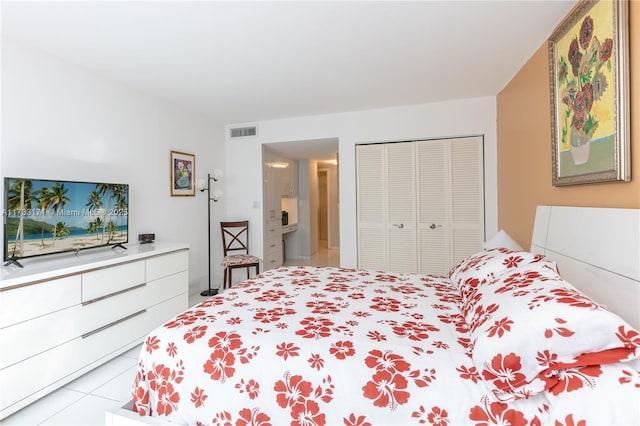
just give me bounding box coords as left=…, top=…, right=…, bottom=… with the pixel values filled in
left=132, top=266, right=640, bottom=425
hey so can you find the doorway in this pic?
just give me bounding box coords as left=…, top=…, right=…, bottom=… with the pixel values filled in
left=263, top=138, right=340, bottom=268
left=318, top=169, right=328, bottom=243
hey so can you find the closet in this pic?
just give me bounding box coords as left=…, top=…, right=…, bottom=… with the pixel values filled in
left=356, top=136, right=484, bottom=275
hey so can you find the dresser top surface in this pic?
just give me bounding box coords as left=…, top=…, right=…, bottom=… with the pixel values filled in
left=1, top=242, right=189, bottom=290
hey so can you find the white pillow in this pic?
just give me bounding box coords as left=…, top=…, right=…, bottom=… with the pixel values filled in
left=483, top=229, right=523, bottom=251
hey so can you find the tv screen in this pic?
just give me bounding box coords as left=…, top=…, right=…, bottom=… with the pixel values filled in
left=4, top=177, right=129, bottom=264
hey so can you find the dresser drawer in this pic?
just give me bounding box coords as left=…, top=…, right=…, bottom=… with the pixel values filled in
left=0, top=304, right=81, bottom=369
left=0, top=306, right=149, bottom=412
left=146, top=250, right=188, bottom=282
left=0, top=275, right=81, bottom=328
left=80, top=283, right=149, bottom=337
left=82, top=261, right=145, bottom=302
left=265, top=220, right=282, bottom=240
left=264, top=242, right=283, bottom=270
left=265, top=237, right=282, bottom=255
left=1, top=281, right=149, bottom=369
left=264, top=255, right=282, bottom=270
left=145, top=271, right=188, bottom=307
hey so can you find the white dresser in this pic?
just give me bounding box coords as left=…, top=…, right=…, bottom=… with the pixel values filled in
left=0, top=243, right=189, bottom=419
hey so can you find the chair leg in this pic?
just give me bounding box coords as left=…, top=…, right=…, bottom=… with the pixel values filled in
left=223, top=268, right=227, bottom=290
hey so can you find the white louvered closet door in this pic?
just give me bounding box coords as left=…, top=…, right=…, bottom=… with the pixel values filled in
left=416, top=141, right=450, bottom=275
left=386, top=143, right=417, bottom=273
left=356, top=144, right=387, bottom=270
left=450, top=137, right=484, bottom=267
left=357, top=137, right=483, bottom=275
left=416, top=137, right=484, bottom=275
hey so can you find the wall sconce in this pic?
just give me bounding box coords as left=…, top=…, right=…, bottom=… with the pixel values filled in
left=199, top=170, right=224, bottom=297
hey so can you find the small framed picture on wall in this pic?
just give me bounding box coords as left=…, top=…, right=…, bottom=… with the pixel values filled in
left=170, top=150, right=195, bottom=196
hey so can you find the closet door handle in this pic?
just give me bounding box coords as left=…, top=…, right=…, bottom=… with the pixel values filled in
left=392, top=223, right=404, bottom=229
left=429, top=223, right=442, bottom=229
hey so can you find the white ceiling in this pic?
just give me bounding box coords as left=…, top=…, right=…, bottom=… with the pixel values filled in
left=2, top=0, right=577, bottom=128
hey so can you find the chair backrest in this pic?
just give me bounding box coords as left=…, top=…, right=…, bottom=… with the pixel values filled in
left=220, top=221, right=251, bottom=256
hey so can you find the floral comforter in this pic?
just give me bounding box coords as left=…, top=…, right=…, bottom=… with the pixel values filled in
left=132, top=266, right=640, bottom=425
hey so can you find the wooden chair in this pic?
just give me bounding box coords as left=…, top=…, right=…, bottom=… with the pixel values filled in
left=220, top=221, right=261, bottom=288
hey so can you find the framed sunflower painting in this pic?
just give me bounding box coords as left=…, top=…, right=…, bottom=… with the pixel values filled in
left=548, top=0, right=630, bottom=186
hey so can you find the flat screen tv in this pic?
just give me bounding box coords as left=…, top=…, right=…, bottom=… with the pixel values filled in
left=3, top=177, right=128, bottom=266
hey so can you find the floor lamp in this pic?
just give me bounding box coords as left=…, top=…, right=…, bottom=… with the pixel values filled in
left=197, top=170, right=223, bottom=297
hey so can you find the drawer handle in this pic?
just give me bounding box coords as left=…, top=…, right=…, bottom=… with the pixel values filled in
left=82, top=283, right=146, bottom=306
left=82, top=309, right=146, bottom=339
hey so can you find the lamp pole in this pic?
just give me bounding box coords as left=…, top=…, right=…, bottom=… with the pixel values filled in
left=200, top=173, right=220, bottom=297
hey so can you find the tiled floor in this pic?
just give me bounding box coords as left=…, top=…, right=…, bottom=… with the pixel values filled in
left=284, top=240, right=340, bottom=268
left=1, top=244, right=339, bottom=425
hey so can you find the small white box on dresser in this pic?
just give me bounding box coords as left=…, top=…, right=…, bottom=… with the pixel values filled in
left=0, top=242, right=190, bottom=420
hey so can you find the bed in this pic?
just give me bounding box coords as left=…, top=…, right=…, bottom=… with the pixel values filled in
left=108, top=206, right=640, bottom=425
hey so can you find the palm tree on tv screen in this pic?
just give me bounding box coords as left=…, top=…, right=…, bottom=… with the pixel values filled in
left=106, top=221, right=117, bottom=243
left=85, top=189, right=102, bottom=238
left=36, top=187, right=55, bottom=246
left=96, top=183, right=114, bottom=244
left=6, top=179, right=36, bottom=257
left=45, top=182, right=70, bottom=246
left=53, top=221, right=70, bottom=240
left=88, top=217, right=104, bottom=240
left=111, top=184, right=127, bottom=237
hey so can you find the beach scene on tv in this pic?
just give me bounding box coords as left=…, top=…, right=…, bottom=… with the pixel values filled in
left=5, top=178, right=128, bottom=260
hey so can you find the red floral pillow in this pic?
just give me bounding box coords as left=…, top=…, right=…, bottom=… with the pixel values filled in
left=466, top=261, right=640, bottom=402
left=448, top=249, right=545, bottom=299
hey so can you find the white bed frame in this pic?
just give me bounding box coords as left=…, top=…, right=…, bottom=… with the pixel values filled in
left=106, top=205, right=640, bottom=425
left=531, top=205, right=640, bottom=329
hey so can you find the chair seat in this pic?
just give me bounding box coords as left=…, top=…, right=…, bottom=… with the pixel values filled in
left=222, top=254, right=261, bottom=268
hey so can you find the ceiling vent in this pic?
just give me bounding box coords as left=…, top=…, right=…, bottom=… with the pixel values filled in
left=229, top=124, right=258, bottom=139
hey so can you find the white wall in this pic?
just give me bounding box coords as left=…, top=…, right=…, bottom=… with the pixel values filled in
left=309, top=160, right=319, bottom=256
left=0, top=38, right=227, bottom=294
left=296, top=160, right=311, bottom=258
left=226, top=97, right=498, bottom=268
left=326, top=163, right=339, bottom=249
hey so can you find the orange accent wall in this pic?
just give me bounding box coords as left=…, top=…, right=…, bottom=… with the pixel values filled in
left=496, top=1, right=639, bottom=249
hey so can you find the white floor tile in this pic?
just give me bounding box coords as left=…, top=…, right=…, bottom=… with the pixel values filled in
left=90, top=366, right=137, bottom=404
left=189, top=293, right=210, bottom=307
left=0, top=389, right=84, bottom=426
left=64, top=355, right=137, bottom=394
left=120, top=343, right=143, bottom=360
left=40, top=394, right=119, bottom=426
left=284, top=241, right=339, bottom=268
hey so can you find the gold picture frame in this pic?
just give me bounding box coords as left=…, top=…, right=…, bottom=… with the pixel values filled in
left=548, top=0, right=630, bottom=186
left=170, top=151, right=195, bottom=196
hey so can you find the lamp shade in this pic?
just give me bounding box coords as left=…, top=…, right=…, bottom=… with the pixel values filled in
left=196, top=178, right=206, bottom=191
left=212, top=189, right=223, bottom=201
left=211, top=169, right=224, bottom=181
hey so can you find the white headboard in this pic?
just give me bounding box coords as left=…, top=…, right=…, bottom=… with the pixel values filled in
left=531, top=206, right=640, bottom=329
